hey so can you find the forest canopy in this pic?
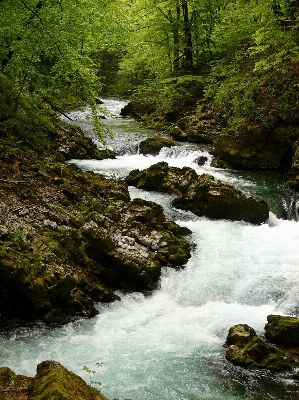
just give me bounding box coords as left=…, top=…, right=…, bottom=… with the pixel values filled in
left=0, top=0, right=299, bottom=135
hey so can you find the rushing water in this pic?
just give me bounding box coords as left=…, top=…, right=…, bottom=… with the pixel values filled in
left=1, top=98, right=299, bottom=399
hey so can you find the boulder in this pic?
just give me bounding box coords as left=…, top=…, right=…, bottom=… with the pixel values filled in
left=225, top=324, right=298, bottom=371
left=139, top=137, right=178, bottom=155
left=55, top=123, right=116, bottom=161
left=28, top=360, right=108, bottom=400
left=173, top=174, right=269, bottom=224
left=126, top=162, right=269, bottom=224
left=105, top=198, right=191, bottom=288
left=265, top=315, right=299, bottom=346
left=0, top=361, right=109, bottom=400
left=212, top=124, right=298, bottom=171
left=195, top=156, right=208, bottom=166
left=120, top=100, right=155, bottom=120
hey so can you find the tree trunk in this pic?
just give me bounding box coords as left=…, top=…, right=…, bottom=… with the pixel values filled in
left=168, top=4, right=180, bottom=71
left=181, top=0, right=193, bottom=72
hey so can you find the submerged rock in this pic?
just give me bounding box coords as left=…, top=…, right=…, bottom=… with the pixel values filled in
left=126, top=162, right=269, bottom=224
left=139, top=137, right=178, bottom=155
left=225, top=324, right=299, bottom=371
left=0, top=361, right=109, bottom=400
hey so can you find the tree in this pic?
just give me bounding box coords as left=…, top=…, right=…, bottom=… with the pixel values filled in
left=0, top=0, right=122, bottom=140
left=119, top=0, right=228, bottom=84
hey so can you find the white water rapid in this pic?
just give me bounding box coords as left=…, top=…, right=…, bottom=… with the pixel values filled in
left=1, top=99, right=299, bottom=399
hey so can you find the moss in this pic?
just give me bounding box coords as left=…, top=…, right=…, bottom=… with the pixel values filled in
left=265, top=315, right=299, bottom=346
left=139, top=137, right=178, bottom=155
left=49, top=275, right=77, bottom=305
left=29, top=360, right=108, bottom=400
left=43, top=309, right=71, bottom=325
left=226, top=324, right=299, bottom=371
left=232, top=336, right=297, bottom=371
left=168, top=241, right=191, bottom=266
left=43, top=235, right=64, bottom=258
left=90, top=284, right=120, bottom=303
left=0, top=367, right=33, bottom=399
left=29, top=278, right=51, bottom=314
left=103, top=205, right=121, bottom=222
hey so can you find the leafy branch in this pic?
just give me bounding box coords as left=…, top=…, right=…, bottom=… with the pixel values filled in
left=82, top=362, right=103, bottom=388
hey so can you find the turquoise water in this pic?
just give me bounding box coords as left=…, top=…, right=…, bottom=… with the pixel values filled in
left=1, top=99, right=299, bottom=399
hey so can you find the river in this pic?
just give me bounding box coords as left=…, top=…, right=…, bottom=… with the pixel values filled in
left=0, top=98, right=299, bottom=399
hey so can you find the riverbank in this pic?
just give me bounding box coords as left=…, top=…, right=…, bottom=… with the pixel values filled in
left=0, top=117, right=190, bottom=327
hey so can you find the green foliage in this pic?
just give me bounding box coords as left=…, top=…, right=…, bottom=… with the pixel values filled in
left=82, top=363, right=103, bottom=388
left=119, top=0, right=225, bottom=83
left=0, top=0, right=126, bottom=142
left=128, top=74, right=206, bottom=128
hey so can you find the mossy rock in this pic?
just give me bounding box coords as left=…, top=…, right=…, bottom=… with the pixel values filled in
left=139, top=137, right=178, bottom=155
left=168, top=240, right=191, bottom=266
left=89, top=284, right=120, bottom=303
left=225, top=324, right=299, bottom=372
left=120, top=99, right=156, bottom=120
left=127, top=162, right=269, bottom=224
left=226, top=324, right=257, bottom=348
left=126, top=162, right=169, bottom=192
left=265, top=315, right=299, bottom=346
left=173, top=173, right=269, bottom=224
left=43, top=308, right=71, bottom=325
left=28, top=360, right=109, bottom=400
left=0, top=367, right=33, bottom=400
left=212, top=124, right=299, bottom=171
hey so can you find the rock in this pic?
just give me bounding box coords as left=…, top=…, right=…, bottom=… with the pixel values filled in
left=32, top=360, right=108, bottom=400
left=167, top=125, right=188, bottom=141
left=105, top=198, right=191, bottom=288
left=56, top=124, right=116, bottom=161
left=43, top=219, right=58, bottom=230
left=195, top=156, right=208, bottom=166
left=0, top=367, right=33, bottom=400
left=225, top=324, right=299, bottom=371
left=226, top=324, right=257, bottom=348
left=173, top=174, right=269, bottom=224
left=289, top=142, right=299, bottom=190
left=0, top=361, right=110, bottom=400
left=184, top=114, right=222, bottom=144
left=0, top=170, right=191, bottom=324
left=212, top=124, right=298, bottom=171
left=0, top=120, right=191, bottom=326
left=126, top=162, right=269, bottom=224
left=120, top=100, right=155, bottom=120
left=139, top=137, right=178, bottom=155
left=265, top=315, right=299, bottom=346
